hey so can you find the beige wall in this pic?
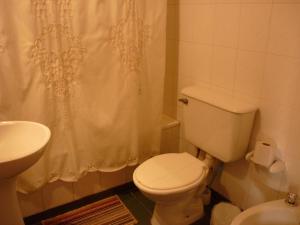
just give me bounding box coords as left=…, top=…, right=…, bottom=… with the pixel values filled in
left=164, top=0, right=300, bottom=209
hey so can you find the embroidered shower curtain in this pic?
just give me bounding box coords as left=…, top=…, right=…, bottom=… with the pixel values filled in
left=0, top=0, right=166, bottom=193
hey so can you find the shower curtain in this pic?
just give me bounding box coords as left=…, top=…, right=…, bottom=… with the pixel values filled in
left=0, top=0, right=166, bottom=193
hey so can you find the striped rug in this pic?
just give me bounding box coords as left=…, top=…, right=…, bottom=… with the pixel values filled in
left=41, top=195, right=138, bottom=225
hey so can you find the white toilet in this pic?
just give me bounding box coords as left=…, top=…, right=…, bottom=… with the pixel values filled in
left=133, top=86, right=257, bottom=225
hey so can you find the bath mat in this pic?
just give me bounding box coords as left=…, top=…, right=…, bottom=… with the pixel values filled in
left=41, top=195, right=138, bottom=225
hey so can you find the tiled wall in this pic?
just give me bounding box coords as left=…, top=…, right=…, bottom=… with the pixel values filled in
left=165, top=0, right=300, bottom=209
left=18, top=120, right=179, bottom=217
left=18, top=167, right=135, bottom=217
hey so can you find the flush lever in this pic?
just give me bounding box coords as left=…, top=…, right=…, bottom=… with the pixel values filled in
left=178, top=98, right=188, bottom=105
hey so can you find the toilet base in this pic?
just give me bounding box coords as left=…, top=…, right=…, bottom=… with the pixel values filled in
left=150, top=199, right=204, bottom=225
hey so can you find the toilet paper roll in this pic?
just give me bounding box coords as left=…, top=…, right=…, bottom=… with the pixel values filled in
left=252, top=141, right=276, bottom=168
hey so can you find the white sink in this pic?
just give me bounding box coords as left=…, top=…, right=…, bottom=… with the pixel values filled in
left=231, top=199, right=300, bottom=225
left=0, top=121, right=51, bottom=225
left=0, top=121, right=51, bottom=178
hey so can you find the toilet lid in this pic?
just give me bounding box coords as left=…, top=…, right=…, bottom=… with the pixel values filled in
left=134, top=152, right=206, bottom=191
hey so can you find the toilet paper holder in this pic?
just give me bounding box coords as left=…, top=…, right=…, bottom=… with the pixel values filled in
left=245, top=141, right=285, bottom=174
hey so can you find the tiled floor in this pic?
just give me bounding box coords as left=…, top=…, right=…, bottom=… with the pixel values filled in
left=24, top=183, right=228, bottom=225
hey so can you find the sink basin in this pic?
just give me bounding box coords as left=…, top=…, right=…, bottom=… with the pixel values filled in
left=231, top=199, right=300, bottom=225
left=0, top=121, right=51, bottom=178
left=0, top=121, right=51, bottom=225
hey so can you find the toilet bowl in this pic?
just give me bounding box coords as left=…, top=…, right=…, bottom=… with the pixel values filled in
left=133, top=86, right=257, bottom=225
left=133, top=152, right=209, bottom=225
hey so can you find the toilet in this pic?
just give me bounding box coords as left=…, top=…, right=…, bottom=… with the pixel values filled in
left=133, top=86, right=257, bottom=225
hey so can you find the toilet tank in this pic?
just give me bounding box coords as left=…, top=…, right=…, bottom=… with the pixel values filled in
left=181, top=86, right=257, bottom=162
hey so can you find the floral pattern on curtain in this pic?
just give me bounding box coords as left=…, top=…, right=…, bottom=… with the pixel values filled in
left=0, top=0, right=166, bottom=193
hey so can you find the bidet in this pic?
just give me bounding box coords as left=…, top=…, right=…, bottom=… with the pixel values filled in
left=231, top=198, right=300, bottom=225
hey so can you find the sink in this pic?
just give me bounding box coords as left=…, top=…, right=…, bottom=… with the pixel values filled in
left=231, top=199, right=300, bottom=225
left=0, top=121, right=51, bottom=178
left=0, top=121, right=51, bottom=225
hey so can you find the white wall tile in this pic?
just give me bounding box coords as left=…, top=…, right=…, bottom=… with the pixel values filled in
left=42, top=181, right=74, bottom=210
left=242, top=165, right=279, bottom=209
left=177, top=104, right=184, bottom=123
left=178, top=73, right=195, bottom=98
left=262, top=54, right=300, bottom=108
left=234, top=50, right=265, bottom=98
left=178, top=43, right=197, bottom=93
left=215, top=0, right=240, bottom=3
left=73, top=173, right=102, bottom=200
left=179, top=4, right=195, bottom=41
left=180, top=0, right=213, bottom=4
left=161, top=128, right=172, bottom=154
left=285, top=107, right=300, bottom=194
left=193, top=4, right=215, bottom=45
left=273, top=0, right=300, bottom=4
left=171, top=125, right=181, bottom=147
left=124, top=166, right=137, bottom=183
left=268, top=4, right=300, bottom=58
left=258, top=102, right=292, bottom=149
left=18, top=189, right=44, bottom=217
left=210, top=85, right=235, bottom=98
left=240, top=0, right=272, bottom=3
left=179, top=138, right=198, bottom=156
left=100, top=170, right=126, bottom=191
left=19, top=166, right=149, bottom=216
left=233, top=92, right=260, bottom=108
left=168, top=0, right=178, bottom=5
left=178, top=42, right=213, bottom=83
left=211, top=46, right=237, bottom=90
left=178, top=42, right=195, bottom=77
left=239, top=4, right=272, bottom=52
left=214, top=4, right=241, bottom=48
left=212, top=160, right=250, bottom=208
left=191, top=44, right=213, bottom=85
left=249, top=164, right=289, bottom=193
left=161, top=126, right=180, bottom=154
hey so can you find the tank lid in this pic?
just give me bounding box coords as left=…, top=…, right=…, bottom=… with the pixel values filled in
left=181, top=86, right=257, bottom=114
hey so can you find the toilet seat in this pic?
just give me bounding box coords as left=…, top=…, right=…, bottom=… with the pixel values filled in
left=133, top=152, right=207, bottom=195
